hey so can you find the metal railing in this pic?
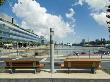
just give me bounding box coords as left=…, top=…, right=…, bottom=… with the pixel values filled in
left=0, top=47, right=110, bottom=59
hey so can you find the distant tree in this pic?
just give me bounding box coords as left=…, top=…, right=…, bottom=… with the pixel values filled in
left=101, top=38, right=103, bottom=42
left=106, top=5, right=110, bottom=32
left=95, top=39, right=101, bottom=45
left=89, top=41, right=95, bottom=45
left=0, top=0, right=5, bottom=5
left=61, top=41, right=63, bottom=45
left=80, top=39, right=85, bottom=46
left=102, top=38, right=106, bottom=45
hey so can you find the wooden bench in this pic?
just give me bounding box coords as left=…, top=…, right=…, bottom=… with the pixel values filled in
left=61, top=58, right=101, bottom=74
left=5, top=60, right=44, bottom=74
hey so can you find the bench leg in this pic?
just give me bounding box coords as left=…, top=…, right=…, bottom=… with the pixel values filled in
left=68, top=68, right=70, bottom=74
left=11, top=69, right=15, bottom=74
left=10, top=69, right=13, bottom=74
left=37, top=68, right=40, bottom=72
left=34, top=69, right=37, bottom=74
left=91, top=67, right=96, bottom=74
left=34, top=68, right=41, bottom=74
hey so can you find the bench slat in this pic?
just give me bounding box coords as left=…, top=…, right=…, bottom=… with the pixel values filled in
left=5, top=60, right=44, bottom=73
left=61, top=58, right=101, bottom=69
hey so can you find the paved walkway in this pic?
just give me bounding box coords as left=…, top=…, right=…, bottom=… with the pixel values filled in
left=0, top=70, right=110, bottom=79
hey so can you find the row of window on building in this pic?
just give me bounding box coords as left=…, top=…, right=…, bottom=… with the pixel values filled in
left=0, top=13, right=47, bottom=45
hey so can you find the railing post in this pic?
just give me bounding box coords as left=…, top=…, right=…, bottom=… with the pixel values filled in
left=50, top=28, right=54, bottom=73
left=89, top=50, right=90, bottom=59
left=101, top=54, right=102, bottom=59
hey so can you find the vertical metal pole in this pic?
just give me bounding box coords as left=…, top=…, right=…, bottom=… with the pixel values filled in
left=50, top=28, right=54, bottom=73
left=89, top=50, right=90, bottom=59
left=101, top=54, right=102, bottom=59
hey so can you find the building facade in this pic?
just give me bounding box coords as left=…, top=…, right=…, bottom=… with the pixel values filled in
left=0, top=13, right=43, bottom=47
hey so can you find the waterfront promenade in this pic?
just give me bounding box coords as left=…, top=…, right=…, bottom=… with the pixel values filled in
left=0, top=46, right=110, bottom=82
left=0, top=70, right=110, bottom=79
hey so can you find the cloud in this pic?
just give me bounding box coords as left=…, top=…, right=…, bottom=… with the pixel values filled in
left=66, top=8, right=75, bottom=18
left=75, top=0, right=110, bottom=27
left=75, top=0, right=109, bottom=11
left=12, top=0, right=74, bottom=39
left=65, top=8, right=75, bottom=29
left=91, top=12, right=107, bottom=27
left=74, top=0, right=84, bottom=6
left=83, top=0, right=109, bottom=12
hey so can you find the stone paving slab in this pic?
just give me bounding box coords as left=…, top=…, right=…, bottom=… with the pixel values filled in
left=0, top=70, right=110, bottom=79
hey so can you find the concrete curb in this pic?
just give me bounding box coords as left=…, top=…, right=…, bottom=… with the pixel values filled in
left=0, top=78, right=110, bottom=82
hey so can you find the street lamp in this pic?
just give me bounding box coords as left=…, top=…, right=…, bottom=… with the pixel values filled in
left=50, top=28, right=54, bottom=73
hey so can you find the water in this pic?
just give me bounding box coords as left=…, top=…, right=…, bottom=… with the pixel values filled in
left=54, top=45, right=101, bottom=56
